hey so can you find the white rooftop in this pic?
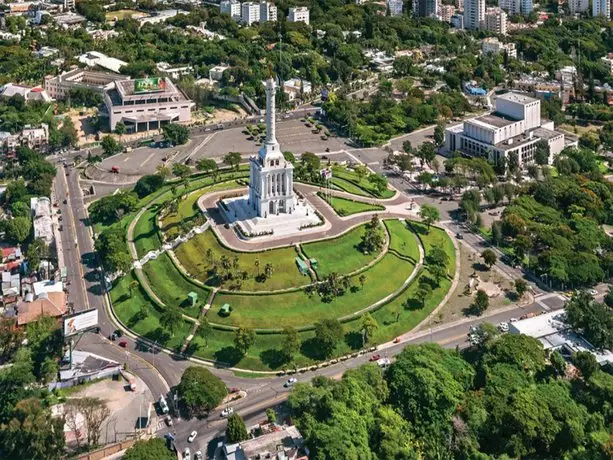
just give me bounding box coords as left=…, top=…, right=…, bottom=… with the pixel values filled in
left=78, top=51, right=127, bottom=74
left=33, top=279, right=64, bottom=296
left=496, top=92, right=538, bottom=104
left=508, top=310, right=566, bottom=337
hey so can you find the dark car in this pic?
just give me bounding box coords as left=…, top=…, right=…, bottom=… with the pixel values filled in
left=456, top=233, right=464, bottom=240
left=118, top=341, right=128, bottom=348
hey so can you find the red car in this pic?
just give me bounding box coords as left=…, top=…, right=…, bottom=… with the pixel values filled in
left=118, top=341, right=128, bottom=348
left=369, top=354, right=381, bottom=362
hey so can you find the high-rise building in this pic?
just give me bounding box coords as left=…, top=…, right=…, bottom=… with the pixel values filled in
left=241, top=2, right=261, bottom=25
left=387, top=0, right=404, bottom=16
left=499, top=0, right=532, bottom=15
left=456, top=0, right=463, bottom=9
left=569, top=0, right=589, bottom=13
left=287, top=6, right=309, bottom=24
left=260, top=1, right=277, bottom=22
left=64, top=0, right=75, bottom=11
left=220, top=0, right=241, bottom=18
left=412, top=0, right=440, bottom=17
left=440, top=4, right=456, bottom=21
left=464, top=0, right=485, bottom=29
left=484, top=7, right=507, bottom=35
left=450, top=13, right=464, bottom=28
left=593, top=0, right=611, bottom=18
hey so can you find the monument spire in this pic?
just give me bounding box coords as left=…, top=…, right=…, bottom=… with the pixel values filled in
left=263, top=77, right=278, bottom=151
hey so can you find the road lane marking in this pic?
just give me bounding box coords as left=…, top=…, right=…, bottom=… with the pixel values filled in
left=140, top=151, right=156, bottom=168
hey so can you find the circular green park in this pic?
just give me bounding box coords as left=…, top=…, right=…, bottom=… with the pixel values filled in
left=105, top=167, right=457, bottom=371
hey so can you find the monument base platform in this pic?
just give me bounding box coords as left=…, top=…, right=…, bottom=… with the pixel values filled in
left=219, top=195, right=322, bottom=238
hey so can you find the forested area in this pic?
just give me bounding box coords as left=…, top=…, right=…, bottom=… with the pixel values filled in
left=494, top=147, right=613, bottom=287
left=289, top=338, right=613, bottom=459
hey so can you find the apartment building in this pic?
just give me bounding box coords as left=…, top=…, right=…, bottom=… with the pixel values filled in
left=387, top=0, right=404, bottom=16
left=484, top=7, right=507, bottom=35
left=287, top=6, right=309, bottom=24
left=464, top=0, right=485, bottom=29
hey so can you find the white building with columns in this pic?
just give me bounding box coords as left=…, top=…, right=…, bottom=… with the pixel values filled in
left=248, top=78, right=296, bottom=218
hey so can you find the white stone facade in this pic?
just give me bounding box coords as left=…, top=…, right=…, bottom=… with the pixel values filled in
left=248, top=78, right=295, bottom=217
left=287, top=6, right=309, bottom=24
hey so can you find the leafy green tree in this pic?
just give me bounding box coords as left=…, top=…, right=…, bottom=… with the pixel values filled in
left=360, top=215, right=385, bottom=253
left=433, top=124, right=445, bottom=147
left=114, top=121, right=127, bottom=136
left=226, top=412, right=249, bottom=443
left=171, top=163, right=191, bottom=180
left=416, top=142, right=436, bottom=166
left=360, top=313, right=379, bottom=346
left=572, top=351, right=600, bottom=380
left=159, top=306, right=182, bottom=336
left=4, top=217, right=31, bottom=243
left=266, top=408, right=277, bottom=424
left=162, top=123, right=189, bottom=145
left=549, top=350, right=567, bottom=377
left=134, top=174, right=165, bottom=198
left=282, top=326, right=300, bottom=361
left=427, top=246, right=449, bottom=268
left=234, top=327, right=256, bottom=355
left=482, top=333, right=546, bottom=375
left=196, top=158, right=217, bottom=176
left=177, top=366, right=227, bottom=416
left=314, top=319, right=343, bottom=359
left=224, top=151, right=242, bottom=170
left=123, top=438, right=174, bottom=460
left=481, top=249, right=497, bottom=269
left=418, top=204, right=440, bottom=232
left=514, top=278, right=528, bottom=298
left=0, top=317, right=25, bottom=360
left=387, top=344, right=474, bottom=445
left=534, top=139, right=550, bottom=165
left=95, top=225, right=131, bottom=273
left=415, top=278, right=433, bottom=308
left=0, top=398, right=65, bottom=460
left=100, top=135, right=122, bottom=157
left=566, top=292, right=613, bottom=350
left=471, top=289, right=489, bottom=315
left=367, top=173, right=388, bottom=196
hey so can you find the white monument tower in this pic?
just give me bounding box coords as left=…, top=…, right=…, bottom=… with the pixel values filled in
left=248, top=77, right=295, bottom=218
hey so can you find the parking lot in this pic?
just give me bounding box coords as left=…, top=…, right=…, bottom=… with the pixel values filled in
left=94, top=119, right=348, bottom=181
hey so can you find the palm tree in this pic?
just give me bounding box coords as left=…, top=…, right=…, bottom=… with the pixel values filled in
left=160, top=306, right=182, bottom=336
left=264, top=263, right=273, bottom=280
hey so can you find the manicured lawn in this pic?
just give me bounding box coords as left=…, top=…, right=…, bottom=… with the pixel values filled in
left=330, top=177, right=370, bottom=197
left=141, top=252, right=209, bottom=318
left=409, top=221, right=456, bottom=274
left=174, top=229, right=306, bottom=291
left=211, top=253, right=414, bottom=329
left=302, top=224, right=378, bottom=278
left=133, top=204, right=163, bottom=259
left=111, top=272, right=190, bottom=351
left=385, top=219, right=421, bottom=263
left=160, top=180, right=242, bottom=239
left=318, top=193, right=384, bottom=216
left=332, top=167, right=395, bottom=199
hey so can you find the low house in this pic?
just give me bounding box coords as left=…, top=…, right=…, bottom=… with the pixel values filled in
left=220, top=425, right=308, bottom=460
left=17, top=290, right=67, bottom=326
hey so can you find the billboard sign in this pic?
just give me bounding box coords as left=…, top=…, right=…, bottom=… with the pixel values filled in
left=134, top=77, right=166, bottom=94
left=64, top=308, right=99, bottom=337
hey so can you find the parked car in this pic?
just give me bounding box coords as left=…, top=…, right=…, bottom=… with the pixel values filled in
left=195, top=450, right=203, bottom=460
left=284, top=377, right=298, bottom=388
left=377, top=357, right=391, bottom=368
left=221, top=407, right=234, bottom=418
left=456, top=233, right=464, bottom=240
left=165, top=415, right=173, bottom=426
left=369, top=354, right=381, bottom=362
left=183, top=448, right=191, bottom=460
left=589, top=289, right=598, bottom=296
left=188, top=431, right=197, bottom=443
left=497, top=322, right=509, bottom=332
left=118, top=341, right=127, bottom=348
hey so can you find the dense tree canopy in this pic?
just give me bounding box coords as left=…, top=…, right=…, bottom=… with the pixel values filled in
left=177, top=366, right=227, bottom=416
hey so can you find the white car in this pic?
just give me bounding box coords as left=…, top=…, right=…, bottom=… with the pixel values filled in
left=509, top=317, right=518, bottom=323
left=184, top=448, right=191, bottom=460
left=589, top=289, right=598, bottom=296
left=497, top=322, right=509, bottom=332
left=377, top=357, right=391, bottom=367
left=284, top=377, right=298, bottom=388
left=188, top=431, right=197, bottom=443
left=195, top=451, right=203, bottom=460
left=221, top=407, right=234, bottom=418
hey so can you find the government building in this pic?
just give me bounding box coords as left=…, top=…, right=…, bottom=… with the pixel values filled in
left=444, top=92, right=576, bottom=167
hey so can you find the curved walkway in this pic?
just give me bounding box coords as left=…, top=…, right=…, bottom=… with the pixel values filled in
left=198, top=183, right=420, bottom=252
